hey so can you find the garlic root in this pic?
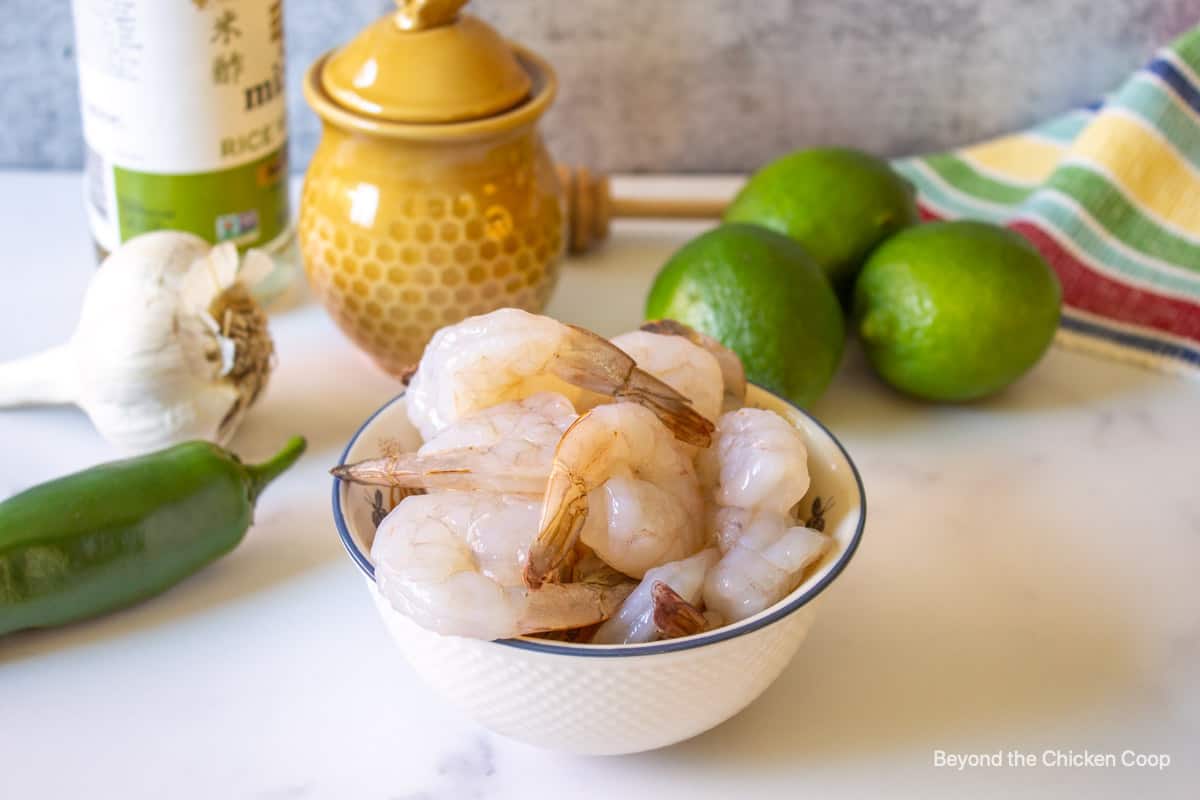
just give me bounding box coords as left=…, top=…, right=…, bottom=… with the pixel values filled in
left=208, top=282, right=273, bottom=439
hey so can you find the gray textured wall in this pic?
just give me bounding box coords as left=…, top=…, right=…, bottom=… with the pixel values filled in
left=1, top=1, right=1197, bottom=173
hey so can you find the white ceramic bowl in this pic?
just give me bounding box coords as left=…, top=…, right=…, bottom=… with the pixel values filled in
left=333, top=385, right=865, bottom=755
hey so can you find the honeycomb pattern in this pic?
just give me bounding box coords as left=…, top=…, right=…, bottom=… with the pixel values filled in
left=300, top=130, right=565, bottom=374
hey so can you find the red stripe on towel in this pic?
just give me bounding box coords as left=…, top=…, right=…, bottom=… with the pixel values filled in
left=918, top=203, right=1200, bottom=341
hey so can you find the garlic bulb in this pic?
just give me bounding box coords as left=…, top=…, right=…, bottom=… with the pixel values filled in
left=0, top=231, right=275, bottom=452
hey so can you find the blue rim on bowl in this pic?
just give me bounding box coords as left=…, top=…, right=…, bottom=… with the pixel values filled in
left=333, top=385, right=866, bottom=657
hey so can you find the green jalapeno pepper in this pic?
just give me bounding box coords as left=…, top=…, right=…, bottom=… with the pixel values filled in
left=0, top=435, right=306, bottom=636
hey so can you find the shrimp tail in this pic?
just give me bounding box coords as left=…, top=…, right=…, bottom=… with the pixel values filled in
left=651, top=581, right=709, bottom=639
left=612, top=373, right=715, bottom=448
left=553, top=324, right=714, bottom=448
left=517, top=579, right=636, bottom=635
left=331, top=457, right=412, bottom=486
left=397, top=363, right=418, bottom=385
left=330, top=454, right=473, bottom=490
left=639, top=319, right=696, bottom=338
left=333, top=451, right=548, bottom=494
left=524, top=468, right=590, bottom=589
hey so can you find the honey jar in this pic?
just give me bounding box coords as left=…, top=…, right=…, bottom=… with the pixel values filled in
left=300, top=0, right=563, bottom=373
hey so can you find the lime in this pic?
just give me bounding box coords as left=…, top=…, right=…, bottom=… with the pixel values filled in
left=645, top=223, right=845, bottom=407
left=853, top=220, right=1061, bottom=401
left=725, top=147, right=920, bottom=293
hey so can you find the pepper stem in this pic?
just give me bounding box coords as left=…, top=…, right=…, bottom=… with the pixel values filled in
left=245, top=436, right=307, bottom=501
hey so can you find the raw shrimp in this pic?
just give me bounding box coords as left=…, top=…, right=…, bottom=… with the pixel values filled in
left=371, top=491, right=634, bottom=640
left=609, top=330, right=725, bottom=423
left=332, top=393, right=575, bottom=495
left=404, top=308, right=713, bottom=447
left=702, top=508, right=827, bottom=623
left=592, top=548, right=719, bottom=644
left=640, top=320, right=747, bottom=412
left=698, top=407, right=810, bottom=515
left=524, top=402, right=705, bottom=587
left=694, top=407, right=828, bottom=623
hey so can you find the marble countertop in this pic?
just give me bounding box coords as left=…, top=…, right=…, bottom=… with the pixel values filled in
left=0, top=173, right=1196, bottom=799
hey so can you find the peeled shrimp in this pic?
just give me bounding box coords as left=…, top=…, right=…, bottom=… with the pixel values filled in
left=696, top=407, right=827, bottom=623
left=592, top=548, right=719, bottom=644
left=703, top=508, right=827, bottom=622
left=333, top=393, right=575, bottom=494
left=640, top=320, right=747, bottom=412
left=404, top=308, right=713, bottom=447
left=698, top=407, right=811, bottom=515
left=525, top=402, right=705, bottom=587
left=609, top=330, right=725, bottom=424
left=371, top=491, right=634, bottom=640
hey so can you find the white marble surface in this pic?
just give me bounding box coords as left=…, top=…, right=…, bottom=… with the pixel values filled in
left=0, top=173, right=1197, bottom=799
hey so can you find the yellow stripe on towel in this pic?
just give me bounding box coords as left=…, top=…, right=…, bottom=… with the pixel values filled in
left=1069, top=111, right=1200, bottom=234
left=960, top=134, right=1065, bottom=184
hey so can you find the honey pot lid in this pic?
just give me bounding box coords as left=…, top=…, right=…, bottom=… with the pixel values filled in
left=320, top=0, right=534, bottom=124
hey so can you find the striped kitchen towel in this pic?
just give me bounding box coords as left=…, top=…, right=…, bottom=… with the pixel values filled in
left=894, top=25, right=1200, bottom=376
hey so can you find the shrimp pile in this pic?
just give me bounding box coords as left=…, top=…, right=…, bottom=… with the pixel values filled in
left=335, top=308, right=833, bottom=643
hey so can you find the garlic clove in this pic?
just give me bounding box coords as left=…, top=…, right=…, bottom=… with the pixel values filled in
left=209, top=242, right=241, bottom=289
left=238, top=248, right=275, bottom=288
left=85, top=377, right=244, bottom=452
left=180, top=247, right=229, bottom=315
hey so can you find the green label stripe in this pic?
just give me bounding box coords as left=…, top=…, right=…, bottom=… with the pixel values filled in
left=923, top=153, right=1034, bottom=204
left=1112, top=75, right=1200, bottom=171
left=1047, top=163, right=1200, bottom=269
left=1023, top=191, right=1200, bottom=297
left=114, top=146, right=289, bottom=248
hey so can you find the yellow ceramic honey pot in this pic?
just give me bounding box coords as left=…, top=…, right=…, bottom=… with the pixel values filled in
left=300, top=0, right=563, bottom=373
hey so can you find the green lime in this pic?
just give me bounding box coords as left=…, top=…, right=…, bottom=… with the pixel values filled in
left=645, top=223, right=845, bottom=407
left=853, top=220, right=1061, bottom=401
left=725, top=147, right=920, bottom=294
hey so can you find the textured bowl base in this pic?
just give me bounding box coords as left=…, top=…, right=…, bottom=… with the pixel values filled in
left=369, top=581, right=816, bottom=755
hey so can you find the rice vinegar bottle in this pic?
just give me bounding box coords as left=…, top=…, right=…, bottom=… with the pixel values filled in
left=71, top=0, right=296, bottom=302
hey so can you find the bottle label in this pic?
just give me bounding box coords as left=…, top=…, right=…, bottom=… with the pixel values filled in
left=73, top=0, right=289, bottom=251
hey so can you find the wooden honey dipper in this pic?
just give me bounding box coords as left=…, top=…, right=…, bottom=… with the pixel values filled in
left=558, top=165, right=730, bottom=254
